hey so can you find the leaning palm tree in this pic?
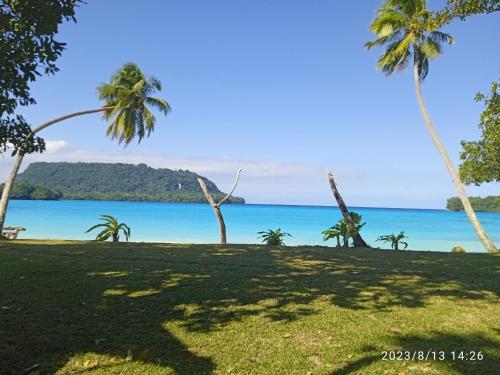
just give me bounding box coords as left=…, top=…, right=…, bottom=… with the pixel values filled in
left=0, top=63, right=170, bottom=229
left=365, top=0, right=497, bottom=253
left=86, top=214, right=131, bottom=242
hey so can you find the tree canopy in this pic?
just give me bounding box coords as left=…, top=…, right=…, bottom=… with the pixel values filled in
left=0, top=0, right=82, bottom=154
left=433, top=0, right=500, bottom=25
left=459, top=80, right=500, bottom=185
left=365, top=0, right=454, bottom=81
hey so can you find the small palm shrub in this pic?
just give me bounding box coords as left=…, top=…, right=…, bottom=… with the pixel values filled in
left=257, top=229, right=291, bottom=246
left=321, top=226, right=342, bottom=247
left=376, top=231, right=408, bottom=250
left=322, top=211, right=366, bottom=247
left=451, top=246, right=466, bottom=253
left=86, top=215, right=131, bottom=242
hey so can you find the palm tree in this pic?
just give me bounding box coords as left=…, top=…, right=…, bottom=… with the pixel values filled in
left=365, top=0, right=497, bottom=253
left=0, top=63, right=170, bottom=229
left=377, top=231, right=409, bottom=250
left=86, top=215, right=131, bottom=242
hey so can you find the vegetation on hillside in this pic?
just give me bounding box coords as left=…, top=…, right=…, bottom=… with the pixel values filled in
left=447, top=196, right=500, bottom=212
left=17, top=162, right=244, bottom=203
left=0, top=182, right=62, bottom=200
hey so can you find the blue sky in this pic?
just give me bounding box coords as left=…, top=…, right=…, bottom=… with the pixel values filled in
left=5, top=0, right=499, bottom=208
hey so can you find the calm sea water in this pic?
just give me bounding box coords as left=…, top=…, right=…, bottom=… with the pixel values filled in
left=5, top=200, right=500, bottom=252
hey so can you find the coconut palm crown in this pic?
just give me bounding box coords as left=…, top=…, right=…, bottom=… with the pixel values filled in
left=98, top=63, right=171, bottom=145
left=365, top=0, right=454, bottom=81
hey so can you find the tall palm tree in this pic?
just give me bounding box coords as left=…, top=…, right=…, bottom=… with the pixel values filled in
left=0, top=63, right=170, bottom=229
left=365, top=0, right=497, bottom=253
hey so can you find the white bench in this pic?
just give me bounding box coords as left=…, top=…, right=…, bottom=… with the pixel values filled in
left=1, top=226, right=26, bottom=239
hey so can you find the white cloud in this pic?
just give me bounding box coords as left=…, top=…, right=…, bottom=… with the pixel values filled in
left=45, top=140, right=73, bottom=153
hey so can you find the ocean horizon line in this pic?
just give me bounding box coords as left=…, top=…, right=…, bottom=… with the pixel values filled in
left=17, top=198, right=456, bottom=212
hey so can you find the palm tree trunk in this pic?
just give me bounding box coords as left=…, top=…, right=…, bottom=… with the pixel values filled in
left=112, top=233, right=119, bottom=242
left=413, top=64, right=497, bottom=253
left=0, top=107, right=109, bottom=229
left=0, top=152, right=25, bottom=230
left=327, top=171, right=369, bottom=247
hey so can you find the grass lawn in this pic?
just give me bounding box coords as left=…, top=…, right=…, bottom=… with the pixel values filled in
left=0, top=240, right=499, bottom=374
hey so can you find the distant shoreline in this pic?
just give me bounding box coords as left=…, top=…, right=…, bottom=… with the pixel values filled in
left=8, top=198, right=460, bottom=212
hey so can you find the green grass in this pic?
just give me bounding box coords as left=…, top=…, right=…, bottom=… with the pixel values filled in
left=0, top=241, right=498, bottom=374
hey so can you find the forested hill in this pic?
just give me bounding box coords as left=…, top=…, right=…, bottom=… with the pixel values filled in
left=446, top=196, right=499, bottom=212
left=17, top=162, right=245, bottom=203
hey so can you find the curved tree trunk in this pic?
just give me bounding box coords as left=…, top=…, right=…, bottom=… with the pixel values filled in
left=212, top=205, right=227, bottom=245
left=413, top=64, right=497, bottom=253
left=0, top=107, right=108, bottom=229
left=0, top=153, right=25, bottom=230
left=327, top=171, right=369, bottom=247
left=197, top=178, right=228, bottom=245
left=197, top=170, right=242, bottom=245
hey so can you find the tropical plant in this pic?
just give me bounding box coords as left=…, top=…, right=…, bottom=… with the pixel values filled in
left=377, top=231, right=409, bottom=250
left=0, top=63, right=170, bottom=229
left=322, top=212, right=366, bottom=248
left=321, top=226, right=342, bottom=247
left=257, top=229, right=291, bottom=246
left=85, top=215, right=130, bottom=242
left=365, top=0, right=497, bottom=253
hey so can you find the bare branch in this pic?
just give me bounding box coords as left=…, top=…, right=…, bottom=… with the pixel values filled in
left=217, top=169, right=243, bottom=206
left=197, top=177, right=216, bottom=206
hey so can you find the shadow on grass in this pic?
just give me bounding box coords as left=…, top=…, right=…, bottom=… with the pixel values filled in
left=330, top=331, right=499, bottom=375
left=0, top=241, right=498, bottom=373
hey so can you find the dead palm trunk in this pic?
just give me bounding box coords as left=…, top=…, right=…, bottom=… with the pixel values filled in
left=327, top=171, right=369, bottom=247
left=413, top=64, right=497, bottom=253
left=197, top=169, right=242, bottom=245
left=0, top=108, right=109, bottom=229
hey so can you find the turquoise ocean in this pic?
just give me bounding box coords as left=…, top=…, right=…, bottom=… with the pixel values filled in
left=6, top=200, right=500, bottom=252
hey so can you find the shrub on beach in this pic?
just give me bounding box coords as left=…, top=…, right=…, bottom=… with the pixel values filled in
left=451, top=246, right=466, bottom=253
left=257, top=229, right=291, bottom=246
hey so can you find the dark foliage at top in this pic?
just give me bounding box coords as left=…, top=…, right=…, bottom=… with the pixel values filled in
left=0, top=0, right=82, bottom=154
left=17, top=162, right=245, bottom=203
